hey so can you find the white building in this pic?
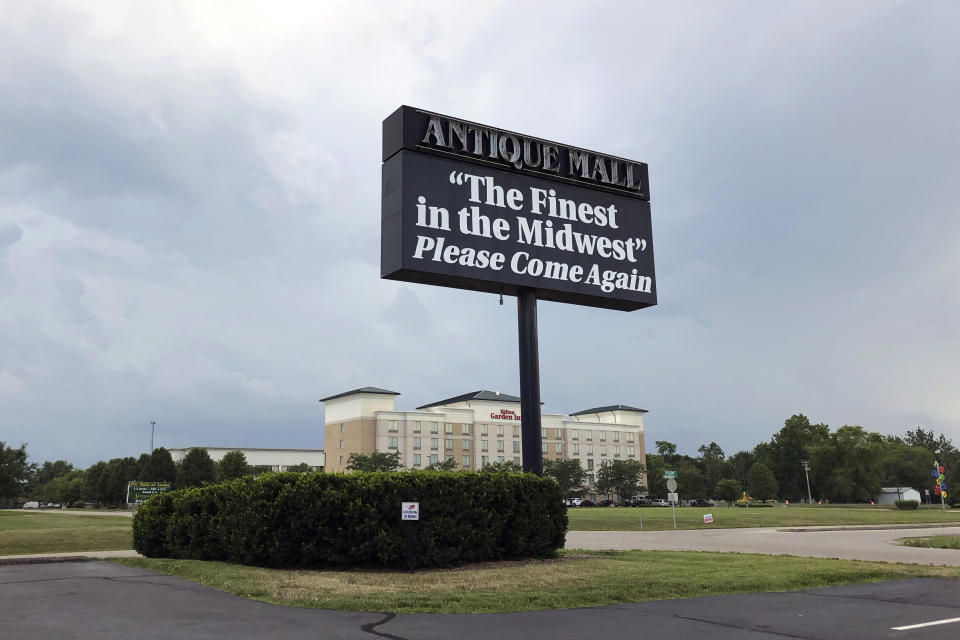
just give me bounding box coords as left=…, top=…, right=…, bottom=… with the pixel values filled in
left=321, top=387, right=648, bottom=486
left=168, top=447, right=325, bottom=472
left=875, top=487, right=921, bottom=505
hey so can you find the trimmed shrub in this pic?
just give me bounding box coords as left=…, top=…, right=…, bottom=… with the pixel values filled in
left=894, top=499, right=919, bottom=510
left=133, top=470, right=566, bottom=569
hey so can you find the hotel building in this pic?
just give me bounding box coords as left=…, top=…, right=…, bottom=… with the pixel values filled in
left=321, top=387, right=647, bottom=486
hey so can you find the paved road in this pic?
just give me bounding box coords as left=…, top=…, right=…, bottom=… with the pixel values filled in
left=2, top=562, right=959, bottom=639
left=567, top=525, right=960, bottom=566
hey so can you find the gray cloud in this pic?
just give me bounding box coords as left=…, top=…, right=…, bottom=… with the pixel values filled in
left=1, top=1, right=958, bottom=466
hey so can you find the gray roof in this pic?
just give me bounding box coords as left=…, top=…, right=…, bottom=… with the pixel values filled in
left=570, top=404, right=648, bottom=416
left=320, top=387, right=400, bottom=402
left=417, top=390, right=521, bottom=410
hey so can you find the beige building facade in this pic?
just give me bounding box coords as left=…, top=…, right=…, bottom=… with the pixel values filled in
left=321, top=387, right=647, bottom=486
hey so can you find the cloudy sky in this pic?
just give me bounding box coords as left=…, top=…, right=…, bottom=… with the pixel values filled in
left=2, top=1, right=958, bottom=467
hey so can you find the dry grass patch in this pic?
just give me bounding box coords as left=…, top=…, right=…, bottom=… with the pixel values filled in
left=115, top=550, right=960, bottom=614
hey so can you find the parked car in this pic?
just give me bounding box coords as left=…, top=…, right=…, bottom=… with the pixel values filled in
left=23, top=501, right=39, bottom=509
left=599, top=499, right=616, bottom=507
left=689, top=499, right=712, bottom=507
left=566, top=497, right=583, bottom=507
left=651, top=499, right=670, bottom=507
left=579, top=499, right=598, bottom=507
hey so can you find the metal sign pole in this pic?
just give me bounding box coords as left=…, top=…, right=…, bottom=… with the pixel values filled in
left=672, top=499, right=676, bottom=529
left=517, top=288, right=543, bottom=476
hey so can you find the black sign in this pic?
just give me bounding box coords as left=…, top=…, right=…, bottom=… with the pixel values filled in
left=381, top=107, right=656, bottom=311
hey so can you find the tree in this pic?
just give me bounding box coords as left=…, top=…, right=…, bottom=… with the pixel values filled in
left=38, top=470, right=86, bottom=505
left=218, top=451, right=252, bottom=481
left=595, top=459, right=645, bottom=504
left=178, top=448, right=216, bottom=488
left=345, top=451, right=402, bottom=472
left=643, top=453, right=667, bottom=498
left=715, top=478, right=741, bottom=506
left=25, top=459, right=74, bottom=497
left=543, top=458, right=586, bottom=498
left=655, top=441, right=678, bottom=458
left=135, top=453, right=152, bottom=480
left=287, top=463, right=313, bottom=473
left=146, top=448, right=177, bottom=483
left=747, top=462, right=778, bottom=502
left=103, top=457, right=138, bottom=506
left=696, top=442, right=725, bottom=499
left=765, top=414, right=829, bottom=501
left=808, top=425, right=884, bottom=502
left=0, top=442, right=30, bottom=501
left=426, top=457, right=459, bottom=471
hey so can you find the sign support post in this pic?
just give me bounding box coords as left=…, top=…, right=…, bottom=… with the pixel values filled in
left=517, top=288, right=543, bottom=475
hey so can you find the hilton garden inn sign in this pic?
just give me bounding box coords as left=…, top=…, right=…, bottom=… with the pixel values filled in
left=381, top=107, right=656, bottom=311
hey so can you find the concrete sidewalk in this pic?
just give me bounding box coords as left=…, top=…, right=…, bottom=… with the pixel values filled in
left=566, top=525, right=960, bottom=566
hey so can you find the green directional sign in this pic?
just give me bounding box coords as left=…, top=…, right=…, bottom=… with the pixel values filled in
left=663, top=470, right=677, bottom=479
left=126, top=480, right=172, bottom=505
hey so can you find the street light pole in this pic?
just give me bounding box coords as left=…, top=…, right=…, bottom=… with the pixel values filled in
left=150, top=421, right=156, bottom=453
left=801, top=460, right=812, bottom=504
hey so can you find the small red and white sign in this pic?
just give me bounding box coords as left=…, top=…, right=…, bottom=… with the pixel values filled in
left=402, top=502, right=420, bottom=521
left=703, top=513, right=714, bottom=524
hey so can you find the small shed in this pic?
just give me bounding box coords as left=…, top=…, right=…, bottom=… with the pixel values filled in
left=875, top=487, right=921, bottom=505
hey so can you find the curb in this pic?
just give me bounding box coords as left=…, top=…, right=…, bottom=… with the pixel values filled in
left=780, top=523, right=960, bottom=533
left=0, top=556, right=93, bottom=566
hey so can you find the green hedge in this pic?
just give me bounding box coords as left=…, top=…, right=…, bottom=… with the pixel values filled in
left=894, top=499, right=919, bottom=510
left=133, top=470, right=566, bottom=569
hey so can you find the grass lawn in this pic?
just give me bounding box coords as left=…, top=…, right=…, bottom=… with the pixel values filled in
left=901, top=535, right=960, bottom=550
left=0, top=511, right=132, bottom=555
left=567, top=504, right=960, bottom=531
left=115, top=550, right=960, bottom=614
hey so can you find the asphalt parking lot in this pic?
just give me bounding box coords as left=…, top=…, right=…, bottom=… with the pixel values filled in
left=2, top=561, right=959, bottom=639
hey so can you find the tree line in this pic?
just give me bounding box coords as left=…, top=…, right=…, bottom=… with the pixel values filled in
left=0, top=445, right=314, bottom=508
left=2, top=415, right=956, bottom=507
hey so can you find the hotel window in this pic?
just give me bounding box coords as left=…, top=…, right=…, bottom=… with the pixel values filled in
left=513, top=440, right=520, bottom=453
left=413, top=437, right=421, bottom=450
left=388, top=437, right=398, bottom=449
left=513, top=456, right=521, bottom=464
left=482, top=455, right=489, bottom=466
left=540, top=427, right=547, bottom=438
left=497, top=456, right=504, bottom=463
left=462, top=455, right=470, bottom=468
left=413, top=454, right=421, bottom=466
left=613, top=432, right=620, bottom=443
left=481, top=440, right=489, bottom=451
left=446, top=455, right=455, bottom=462
left=339, top=440, right=344, bottom=448
left=587, top=473, right=594, bottom=484
left=513, top=425, right=521, bottom=437
left=614, top=446, right=620, bottom=457
left=497, top=425, right=504, bottom=436
left=586, top=430, right=593, bottom=441
left=389, top=420, right=398, bottom=432
left=445, top=423, right=453, bottom=434
left=497, top=440, right=504, bottom=452
left=339, top=423, right=344, bottom=433
left=339, top=455, right=343, bottom=465
left=626, top=433, right=635, bottom=443
left=445, top=438, right=453, bottom=450
left=601, top=445, right=607, bottom=456
left=480, top=424, right=488, bottom=435
left=555, top=428, right=562, bottom=439
left=541, top=443, right=547, bottom=453
left=430, top=421, right=439, bottom=433
left=587, top=444, right=593, bottom=455
left=573, top=444, right=580, bottom=455
left=430, top=454, right=438, bottom=465
left=628, top=446, right=635, bottom=456
left=431, top=438, right=439, bottom=450
left=555, top=443, right=562, bottom=454
left=587, top=459, right=594, bottom=470
left=571, top=429, right=578, bottom=440
left=462, top=423, right=470, bottom=435
left=462, top=439, right=471, bottom=450
left=412, top=420, right=421, bottom=433
left=600, top=431, right=606, bottom=441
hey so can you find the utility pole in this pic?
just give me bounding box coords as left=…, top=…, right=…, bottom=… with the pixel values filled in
left=150, top=421, right=156, bottom=453
left=801, top=460, right=812, bottom=504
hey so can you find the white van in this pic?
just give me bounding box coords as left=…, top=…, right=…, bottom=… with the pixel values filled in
left=23, top=501, right=39, bottom=509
